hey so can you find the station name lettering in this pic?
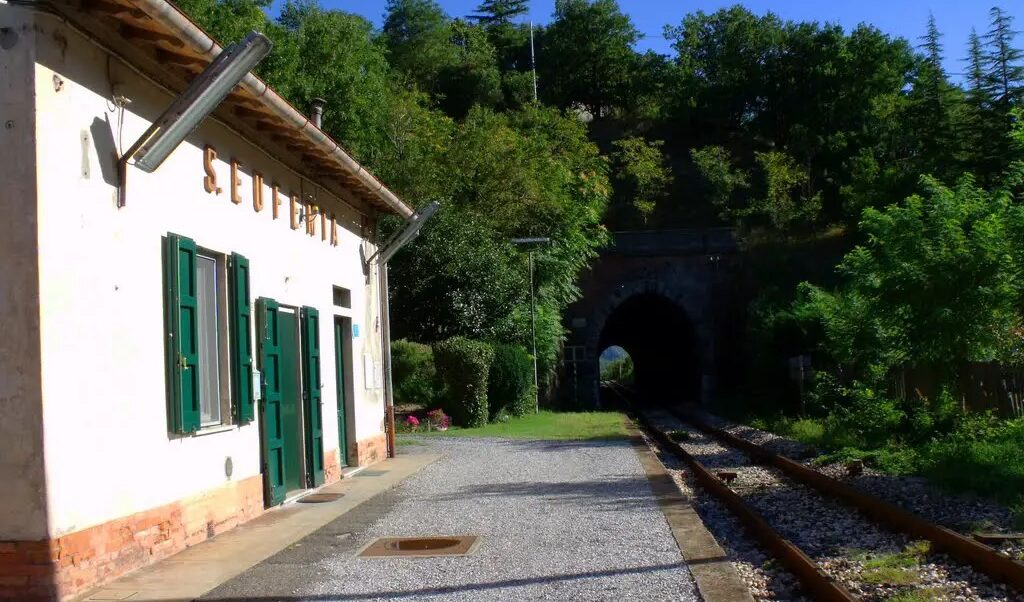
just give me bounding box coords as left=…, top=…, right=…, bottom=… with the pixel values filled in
left=203, top=145, right=339, bottom=246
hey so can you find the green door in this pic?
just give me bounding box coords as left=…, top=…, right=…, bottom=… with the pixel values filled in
left=334, top=319, right=349, bottom=466
left=278, top=310, right=304, bottom=493
left=301, top=307, right=325, bottom=486
left=257, top=298, right=286, bottom=506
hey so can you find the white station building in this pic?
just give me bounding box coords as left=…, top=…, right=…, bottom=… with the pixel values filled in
left=0, top=1, right=413, bottom=599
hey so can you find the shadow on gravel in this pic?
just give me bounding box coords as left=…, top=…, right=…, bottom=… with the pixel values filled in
left=202, top=561, right=688, bottom=601
left=430, top=475, right=668, bottom=511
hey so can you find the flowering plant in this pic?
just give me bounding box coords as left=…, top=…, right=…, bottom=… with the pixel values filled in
left=426, top=409, right=449, bottom=431
left=404, top=415, right=420, bottom=431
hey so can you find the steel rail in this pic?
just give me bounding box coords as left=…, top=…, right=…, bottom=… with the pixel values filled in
left=606, top=386, right=859, bottom=601
left=673, top=408, right=1024, bottom=593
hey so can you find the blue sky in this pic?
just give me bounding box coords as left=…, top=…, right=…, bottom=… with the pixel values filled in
left=311, top=1, right=1021, bottom=77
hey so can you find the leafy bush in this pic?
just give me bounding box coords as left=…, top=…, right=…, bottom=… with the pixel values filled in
left=392, top=340, right=438, bottom=408
left=917, top=415, right=1024, bottom=506
left=809, top=374, right=905, bottom=449
left=432, top=337, right=495, bottom=428
left=488, top=344, right=535, bottom=419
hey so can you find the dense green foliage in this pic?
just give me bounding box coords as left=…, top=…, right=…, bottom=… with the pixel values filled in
left=391, top=340, right=438, bottom=407
left=487, top=344, right=536, bottom=418
left=797, top=171, right=1024, bottom=379
left=432, top=337, right=495, bottom=427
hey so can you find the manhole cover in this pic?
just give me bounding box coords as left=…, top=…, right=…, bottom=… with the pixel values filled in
left=358, top=536, right=479, bottom=558
left=298, top=493, right=344, bottom=503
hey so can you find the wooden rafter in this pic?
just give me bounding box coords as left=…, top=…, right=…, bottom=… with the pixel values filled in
left=120, top=23, right=184, bottom=48
left=155, top=48, right=203, bottom=66
left=83, top=0, right=146, bottom=19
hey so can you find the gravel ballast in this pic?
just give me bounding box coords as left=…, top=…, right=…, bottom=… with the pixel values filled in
left=645, top=410, right=1022, bottom=602
left=298, top=437, right=699, bottom=602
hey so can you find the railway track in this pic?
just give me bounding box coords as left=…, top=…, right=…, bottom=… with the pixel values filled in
left=607, top=384, right=1024, bottom=601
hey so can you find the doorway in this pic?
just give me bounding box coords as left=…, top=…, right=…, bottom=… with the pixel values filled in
left=257, top=298, right=325, bottom=506
left=334, top=317, right=353, bottom=467
left=278, top=309, right=304, bottom=496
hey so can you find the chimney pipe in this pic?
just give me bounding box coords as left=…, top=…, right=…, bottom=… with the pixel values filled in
left=310, top=97, right=326, bottom=129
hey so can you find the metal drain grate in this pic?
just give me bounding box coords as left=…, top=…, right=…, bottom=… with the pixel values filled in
left=355, top=470, right=390, bottom=477
left=298, top=493, right=345, bottom=503
left=358, top=536, right=479, bottom=558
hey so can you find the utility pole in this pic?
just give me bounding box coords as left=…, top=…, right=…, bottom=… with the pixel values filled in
left=530, top=20, right=538, bottom=102
left=511, top=237, right=551, bottom=410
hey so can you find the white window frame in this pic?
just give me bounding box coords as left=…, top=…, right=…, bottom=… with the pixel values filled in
left=195, top=249, right=233, bottom=429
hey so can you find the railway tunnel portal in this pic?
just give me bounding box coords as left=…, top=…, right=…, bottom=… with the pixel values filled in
left=558, top=229, right=739, bottom=408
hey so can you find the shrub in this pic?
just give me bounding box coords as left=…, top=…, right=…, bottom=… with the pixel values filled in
left=432, top=337, right=495, bottom=428
left=488, top=344, right=535, bottom=419
left=392, top=340, right=438, bottom=408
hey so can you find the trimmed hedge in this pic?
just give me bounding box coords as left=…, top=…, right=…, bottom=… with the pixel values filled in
left=392, top=340, right=437, bottom=407
left=432, top=337, right=495, bottom=428
left=488, top=344, right=536, bottom=418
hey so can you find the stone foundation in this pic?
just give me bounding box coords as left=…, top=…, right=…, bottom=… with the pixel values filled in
left=0, top=475, right=263, bottom=601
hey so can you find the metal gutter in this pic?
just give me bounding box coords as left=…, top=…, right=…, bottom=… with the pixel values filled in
left=131, top=0, right=414, bottom=219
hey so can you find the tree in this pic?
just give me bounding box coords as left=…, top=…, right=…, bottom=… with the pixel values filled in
left=752, top=151, right=821, bottom=232
left=609, top=137, right=672, bottom=224
left=983, top=7, right=1024, bottom=106
left=903, top=14, right=964, bottom=181
left=690, top=146, right=748, bottom=220
left=798, top=172, right=1024, bottom=378
left=383, top=0, right=455, bottom=92
left=470, top=0, right=529, bottom=26
left=539, top=0, right=640, bottom=117
left=434, top=20, right=504, bottom=117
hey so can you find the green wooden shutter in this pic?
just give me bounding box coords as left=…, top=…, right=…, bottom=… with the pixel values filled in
left=301, top=306, right=325, bottom=486
left=229, top=253, right=254, bottom=424
left=257, top=297, right=287, bottom=506
left=164, top=234, right=201, bottom=434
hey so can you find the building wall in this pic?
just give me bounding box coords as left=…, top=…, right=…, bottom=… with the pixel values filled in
left=30, top=16, right=387, bottom=541
left=0, top=6, right=50, bottom=542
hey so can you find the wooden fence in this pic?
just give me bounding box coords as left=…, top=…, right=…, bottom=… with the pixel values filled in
left=890, top=363, right=1024, bottom=418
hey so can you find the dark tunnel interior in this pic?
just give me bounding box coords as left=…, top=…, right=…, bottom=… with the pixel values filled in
left=599, top=293, right=701, bottom=406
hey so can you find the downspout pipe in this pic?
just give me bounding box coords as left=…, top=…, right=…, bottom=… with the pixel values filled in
left=371, top=202, right=440, bottom=458
left=129, top=0, right=413, bottom=219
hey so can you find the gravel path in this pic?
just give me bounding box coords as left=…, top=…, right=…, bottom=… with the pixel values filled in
left=295, top=437, right=699, bottom=602
left=645, top=410, right=1021, bottom=602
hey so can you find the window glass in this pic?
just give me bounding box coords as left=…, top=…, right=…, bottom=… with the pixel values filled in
left=196, top=254, right=222, bottom=425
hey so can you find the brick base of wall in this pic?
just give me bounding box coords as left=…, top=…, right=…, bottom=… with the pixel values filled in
left=0, top=475, right=263, bottom=602
left=324, top=448, right=342, bottom=484
left=354, top=432, right=388, bottom=467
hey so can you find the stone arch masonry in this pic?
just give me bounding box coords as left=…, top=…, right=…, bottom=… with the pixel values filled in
left=557, top=229, right=739, bottom=408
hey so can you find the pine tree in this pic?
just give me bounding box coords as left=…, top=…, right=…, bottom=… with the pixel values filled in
left=918, top=13, right=946, bottom=115
left=909, top=13, right=961, bottom=180
left=470, top=0, right=529, bottom=26
left=966, top=27, right=987, bottom=104
left=982, top=6, right=1024, bottom=106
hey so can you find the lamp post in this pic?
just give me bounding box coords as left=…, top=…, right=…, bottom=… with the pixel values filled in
left=511, top=237, right=551, bottom=410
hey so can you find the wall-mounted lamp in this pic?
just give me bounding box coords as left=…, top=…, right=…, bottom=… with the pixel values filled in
left=123, top=32, right=272, bottom=174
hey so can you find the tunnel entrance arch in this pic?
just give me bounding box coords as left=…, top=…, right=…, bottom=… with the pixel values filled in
left=598, top=293, right=701, bottom=405
left=559, top=229, right=737, bottom=409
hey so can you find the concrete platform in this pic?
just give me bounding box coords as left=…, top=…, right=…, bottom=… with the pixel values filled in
left=199, top=435, right=731, bottom=602
left=78, top=431, right=749, bottom=602
left=75, top=453, right=440, bottom=602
